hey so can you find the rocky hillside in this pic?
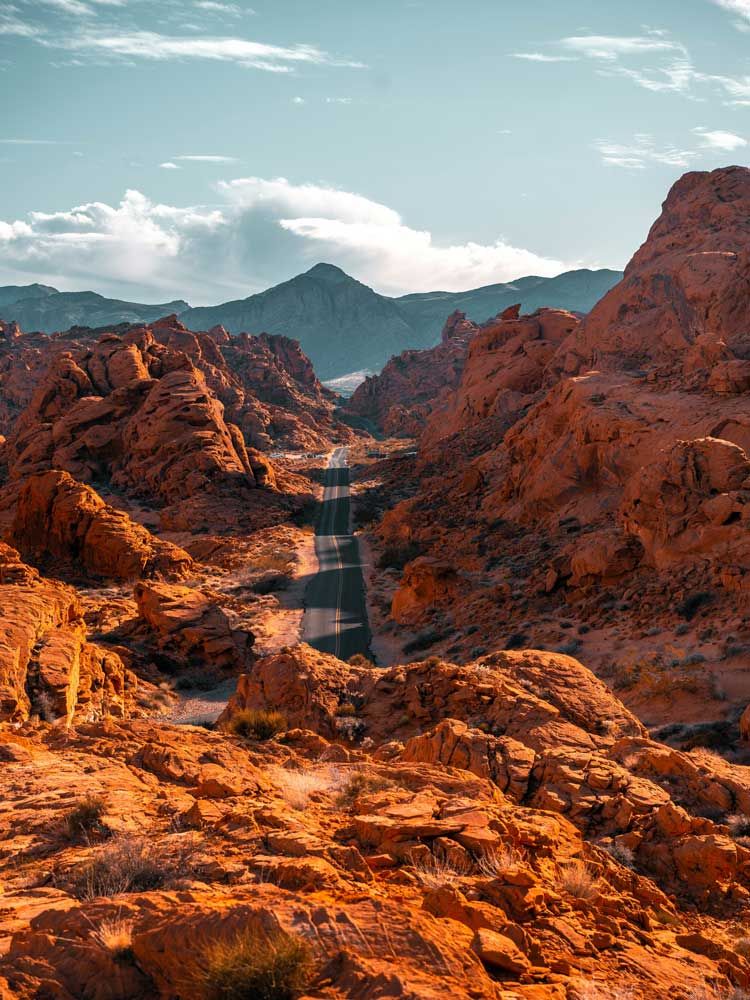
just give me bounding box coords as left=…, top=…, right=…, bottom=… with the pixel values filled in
left=346, top=310, right=480, bottom=435
left=1, top=266, right=621, bottom=381
left=364, top=166, right=750, bottom=741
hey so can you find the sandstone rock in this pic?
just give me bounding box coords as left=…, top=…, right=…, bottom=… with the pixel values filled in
left=134, top=581, right=254, bottom=672
left=11, top=470, right=193, bottom=581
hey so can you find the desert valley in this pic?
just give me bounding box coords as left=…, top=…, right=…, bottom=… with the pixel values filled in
left=1, top=164, right=750, bottom=1000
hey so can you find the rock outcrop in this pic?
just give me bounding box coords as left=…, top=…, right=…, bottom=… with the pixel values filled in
left=0, top=543, right=137, bottom=723
left=347, top=311, right=478, bottom=435
left=11, top=471, right=193, bottom=581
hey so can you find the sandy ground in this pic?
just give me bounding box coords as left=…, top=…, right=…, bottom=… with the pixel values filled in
left=165, top=528, right=319, bottom=726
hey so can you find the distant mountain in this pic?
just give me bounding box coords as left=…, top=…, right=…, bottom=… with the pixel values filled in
left=395, top=268, right=623, bottom=338
left=0, top=283, right=57, bottom=308
left=0, top=287, right=190, bottom=332
left=180, top=263, right=417, bottom=379
left=0, top=265, right=623, bottom=379
left=180, top=263, right=623, bottom=378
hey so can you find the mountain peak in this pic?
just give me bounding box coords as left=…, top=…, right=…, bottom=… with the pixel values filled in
left=304, top=262, right=351, bottom=283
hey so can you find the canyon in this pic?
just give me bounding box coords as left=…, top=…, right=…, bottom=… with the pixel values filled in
left=2, top=167, right=750, bottom=1000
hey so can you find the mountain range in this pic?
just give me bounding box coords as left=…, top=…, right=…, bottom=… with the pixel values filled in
left=0, top=263, right=622, bottom=378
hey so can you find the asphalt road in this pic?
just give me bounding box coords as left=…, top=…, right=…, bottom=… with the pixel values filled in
left=302, top=447, right=371, bottom=660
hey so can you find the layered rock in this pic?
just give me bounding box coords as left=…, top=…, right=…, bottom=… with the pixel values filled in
left=134, top=581, right=254, bottom=673
left=4, top=644, right=750, bottom=999
left=0, top=543, right=137, bottom=723
left=369, top=167, right=750, bottom=731
left=11, top=470, right=193, bottom=581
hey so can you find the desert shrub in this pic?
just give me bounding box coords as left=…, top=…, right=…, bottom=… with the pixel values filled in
left=377, top=541, right=422, bottom=571
left=347, top=653, right=375, bottom=669
left=476, top=845, right=522, bottom=878
left=191, top=928, right=314, bottom=1000
left=228, top=709, right=287, bottom=741
left=727, top=813, right=750, bottom=839
left=410, top=854, right=472, bottom=889
left=676, top=590, right=714, bottom=620
left=557, top=860, right=599, bottom=900
left=254, top=552, right=294, bottom=573
left=68, top=835, right=198, bottom=900
left=270, top=766, right=340, bottom=810
left=64, top=794, right=110, bottom=840
left=602, top=841, right=636, bottom=870
left=90, top=917, right=135, bottom=963
left=402, top=628, right=448, bottom=654
left=734, top=936, right=750, bottom=959
left=336, top=771, right=394, bottom=808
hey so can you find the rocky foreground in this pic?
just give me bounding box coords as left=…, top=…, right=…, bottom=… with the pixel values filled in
left=5, top=639, right=750, bottom=999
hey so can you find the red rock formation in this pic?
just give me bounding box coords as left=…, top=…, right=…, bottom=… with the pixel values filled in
left=347, top=311, right=478, bottom=435
left=0, top=542, right=137, bottom=723
left=134, top=581, right=254, bottom=672
left=369, top=167, right=750, bottom=733
left=555, top=166, right=750, bottom=376
left=11, top=470, right=193, bottom=581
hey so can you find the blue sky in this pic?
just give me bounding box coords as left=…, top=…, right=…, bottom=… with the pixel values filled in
left=1, top=0, right=749, bottom=303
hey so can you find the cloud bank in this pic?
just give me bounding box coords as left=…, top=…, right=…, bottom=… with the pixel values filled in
left=0, top=178, right=570, bottom=303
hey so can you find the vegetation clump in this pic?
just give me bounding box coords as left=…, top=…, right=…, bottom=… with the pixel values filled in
left=64, top=794, right=110, bottom=841
left=192, top=928, right=315, bottom=1000
left=228, top=709, right=287, bottom=741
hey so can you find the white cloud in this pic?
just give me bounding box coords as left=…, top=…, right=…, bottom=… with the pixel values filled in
left=194, top=1, right=254, bottom=13
left=710, top=0, right=750, bottom=27
left=160, top=161, right=180, bottom=169
left=175, top=154, right=238, bottom=162
left=595, top=134, right=697, bottom=169
left=692, top=127, right=747, bottom=150
left=511, top=52, right=578, bottom=62
left=49, top=29, right=365, bottom=72
left=559, top=34, right=686, bottom=60
left=291, top=95, right=305, bottom=104
left=325, top=96, right=352, bottom=104
left=0, top=178, right=572, bottom=303
left=0, top=4, right=44, bottom=37
left=523, top=30, right=750, bottom=105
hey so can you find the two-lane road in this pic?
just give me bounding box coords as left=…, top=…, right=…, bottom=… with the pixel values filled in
left=302, top=447, right=371, bottom=660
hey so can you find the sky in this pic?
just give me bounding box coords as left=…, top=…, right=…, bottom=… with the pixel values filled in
left=1, top=0, right=749, bottom=304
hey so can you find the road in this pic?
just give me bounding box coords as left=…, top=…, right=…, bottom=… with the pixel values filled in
left=302, top=446, right=371, bottom=660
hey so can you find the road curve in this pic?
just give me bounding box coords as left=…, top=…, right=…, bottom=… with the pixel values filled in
left=302, top=447, right=371, bottom=660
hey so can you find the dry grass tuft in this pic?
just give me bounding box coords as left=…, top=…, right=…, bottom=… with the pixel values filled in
left=476, top=845, right=522, bottom=878
left=68, top=835, right=199, bottom=900
left=269, top=766, right=340, bottom=811
left=64, top=794, right=109, bottom=840
left=190, top=928, right=314, bottom=1000
left=90, top=917, right=135, bottom=963
left=727, top=813, right=750, bottom=839
left=335, top=771, right=394, bottom=808
left=557, top=860, right=600, bottom=900
left=410, top=854, right=472, bottom=890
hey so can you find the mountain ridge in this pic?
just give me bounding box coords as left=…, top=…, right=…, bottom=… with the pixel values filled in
left=0, top=263, right=623, bottom=379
